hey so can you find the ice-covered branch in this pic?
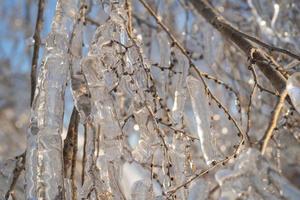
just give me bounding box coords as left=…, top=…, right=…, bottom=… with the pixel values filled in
left=25, top=0, right=77, bottom=199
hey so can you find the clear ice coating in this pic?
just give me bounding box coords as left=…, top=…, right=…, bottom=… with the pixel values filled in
left=157, top=31, right=171, bottom=99
left=25, top=0, right=76, bottom=199
left=287, top=72, right=300, bottom=114
left=79, top=3, right=129, bottom=198
left=187, top=76, right=222, bottom=165
left=78, top=0, right=176, bottom=196
left=70, top=21, right=91, bottom=122
left=171, top=47, right=189, bottom=124
left=215, top=148, right=300, bottom=200
left=120, top=162, right=155, bottom=199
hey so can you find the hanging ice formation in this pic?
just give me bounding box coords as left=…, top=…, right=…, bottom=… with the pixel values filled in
left=25, top=0, right=77, bottom=199
left=187, top=76, right=222, bottom=165
left=24, top=0, right=230, bottom=198
left=77, top=2, right=162, bottom=199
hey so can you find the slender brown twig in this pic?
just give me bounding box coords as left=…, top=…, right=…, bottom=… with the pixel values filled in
left=261, top=88, right=288, bottom=155
left=4, top=152, right=26, bottom=200
left=31, top=0, right=45, bottom=105
left=81, top=124, right=87, bottom=186
left=232, top=27, right=300, bottom=61
left=63, top=107, right=79, bottom=186
left=245, top=81, right=257, bottom=144
left=125, top=0, right=133, bottom=34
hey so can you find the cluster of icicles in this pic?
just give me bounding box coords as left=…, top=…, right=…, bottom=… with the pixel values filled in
left=22, top=0, right=300, bottom=199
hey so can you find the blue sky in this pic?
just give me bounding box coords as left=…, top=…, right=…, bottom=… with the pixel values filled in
left=0, top=0, right=56, bottom=73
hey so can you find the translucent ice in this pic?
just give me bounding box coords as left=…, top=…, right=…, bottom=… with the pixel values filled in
left=287, top=72, right=300, bottom=114
left=215, top=148, right=300, bottom=200
left=25, top=0, right=76, bottom=199
left=187, top=76, right=222, bottom=165
left=171, top=47, right=189, bottom=124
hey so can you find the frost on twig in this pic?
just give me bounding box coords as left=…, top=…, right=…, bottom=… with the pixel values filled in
left=187, top=76, right=222, bottom=165
left=25, top=0, right=76, bottom=199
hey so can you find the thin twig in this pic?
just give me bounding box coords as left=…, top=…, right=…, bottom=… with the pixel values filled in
left=137, top=0, right=246, bottom=145
left=189, top=0, right=287, bottom=94
left=81, top=124, right=87, bottom=186
left=233, top=27, right=300, bottom=61
left=125, top=0, right=133, bottom=34
left=31, top=0, right=45, bottom=105
left=245, top=82, right=257, bottom=144
left=4, top=152, right=26, bottom=200
left=138, top=0, right=248, bottom=195
left=63, top=107, right=79, bottom=200
left=249, top=65, right=277, bottom=96
left=261, top=88, right=288, bottom=155
left=86, top=16, right=100, bottom=27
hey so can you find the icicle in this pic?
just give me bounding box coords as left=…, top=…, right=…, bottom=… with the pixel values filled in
left=168, top=143, right=188, bottom=199
left=79, top=123, right=95, bottom=199
left=81, top=56, right=123, bottom=160
left=187, top=76, right=222, bottom=165
left=171, top=47, right=189, bottom=124
left=119, top=162, right=155, bottom=199
left=25, top=0, right=76, bottom=199
left=79, top=7, right=127, bottom=197
left=157, top=31, right=171, bottom=99
left=287, top=72, right=300, bottom=114
left=70, top=22, right=91, bottom=122
left=132, top=107, right=157, bottom=163
left=80, top=2, right=162, bottom=198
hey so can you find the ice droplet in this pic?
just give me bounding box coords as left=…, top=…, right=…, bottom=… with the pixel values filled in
left=25, top=37, right=35, bottom=46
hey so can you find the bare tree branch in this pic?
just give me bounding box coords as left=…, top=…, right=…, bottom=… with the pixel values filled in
left=30, top=0, right=45, bottom=105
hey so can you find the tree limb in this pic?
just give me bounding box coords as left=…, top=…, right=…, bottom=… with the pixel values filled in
left=189, top=0, right=287, bottom=94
